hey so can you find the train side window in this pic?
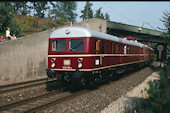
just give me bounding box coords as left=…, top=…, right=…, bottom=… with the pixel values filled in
left=124, top=45, right=127, bottom=54
left=102, top=41, right=104, bottom=54
left=119, top=44, right=121, bottom=54
left=111, top=43, right=113, bottom=54
left=129, top=46, right=132, bottom=54
left=121, top=44, right=124, bottom=54
left=135, top=47, right=137, bottom=54
left=127, top=45, right=129, bottom=54
left=135, top=47, right=136, bottom=54
left=112, top=42, right=116, bottom=54
left=116, top=43, right=119, bottom=54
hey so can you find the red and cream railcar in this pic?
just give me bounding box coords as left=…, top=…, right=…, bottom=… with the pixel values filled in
left=46, top=27, right=154, bottom=87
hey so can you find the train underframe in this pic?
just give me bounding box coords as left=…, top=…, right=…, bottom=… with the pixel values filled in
left=46, top=61, right=151, bottom=90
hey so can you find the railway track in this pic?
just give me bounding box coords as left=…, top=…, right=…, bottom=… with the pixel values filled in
left=0, top=88, right=88, bottom=113
left=0, top=78, right=53, bottom=94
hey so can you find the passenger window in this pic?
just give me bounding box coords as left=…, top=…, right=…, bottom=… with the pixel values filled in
left=69, top=39, right=84, bottom=51
left=129, top=46, right=131, bottom=54
left=124, top=45, right=127, bottom=54
left=116, top=43, right=119, bottom=54
left=52, top=40, right=66, bottom=51
left=102, top=42, right=104, bottom=54
left=127, top=45, right=129, bottom=54
left=95, top=40, right=100, bottom=54
left=119, top=44, right=121, bottom=54
left=112, top=42, right=116, bottom=54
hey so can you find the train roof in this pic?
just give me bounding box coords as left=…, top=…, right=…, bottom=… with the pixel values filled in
left=50, top=26, right=119, bottom=42
left=50, top=26, right=152, bottom=49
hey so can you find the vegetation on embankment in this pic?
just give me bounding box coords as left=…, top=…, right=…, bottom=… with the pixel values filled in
left=135, top=59, right=170, bottom=113
left=13, top=14, right=68, bottom=36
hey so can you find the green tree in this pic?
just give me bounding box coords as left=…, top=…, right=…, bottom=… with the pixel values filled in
left=0, top=2, right=13, bottom=33
left=11, top=2, right=28, bottom=15
left=94, top=7, right=103, bottom=18
left=0, top=2, right=23, bottom=37
left=21, top=2, right=29, bottom=15
left=105, top=12, right=110, bottom=21
left=51, top=1, right=77, bottom=23
left=80, top=1, right=93, bottom=20
left=46, top=1, right=53, bottom=19
left=34, top=1, right=48, bottom=18
left=11, top=2, right=22, bottom=14
left=158, top=10, right=170, bottom=40
left=50, top=2, right=63, bottom=21
left=61, top=1, right=77, bottom=23
left=94, top=7, right=110, bottom=20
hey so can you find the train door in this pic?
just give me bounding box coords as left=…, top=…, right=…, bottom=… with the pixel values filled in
left=101, top=41, right=105, bottom=67
left=95, top=39, right=104, bottom=67
left=120, top=43, right=123, bottom=64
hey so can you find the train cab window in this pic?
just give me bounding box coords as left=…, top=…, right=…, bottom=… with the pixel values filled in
left=52, top=40, right=66, bottom=51
left=69, top=39, right=84, bottom=51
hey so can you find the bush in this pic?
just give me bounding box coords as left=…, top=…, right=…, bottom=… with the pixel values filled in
left=136, top=62, right=170, bottom=113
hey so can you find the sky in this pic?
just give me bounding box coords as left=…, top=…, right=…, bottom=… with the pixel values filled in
left=76, top=1, right=170, bottom=31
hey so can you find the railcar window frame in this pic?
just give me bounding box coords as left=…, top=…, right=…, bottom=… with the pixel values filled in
left=52, top=39, right=66, bottom=51
left=124, top=45, right=127, bottom=54
left=69, top=39, right=84, bottom=51
left=102, top=41, right=105, bottom=54
left=116, top=43, right=119, bottom=54
left=112, top=42, right=116, bottom=54
left=95, top=39, right=100, bottom=54
left=119, top=44, right=121, bottom=54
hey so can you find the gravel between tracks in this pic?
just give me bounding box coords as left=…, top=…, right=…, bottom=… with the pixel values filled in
left=38, top=62, right=159, bottom=113
left=101, top=71, right=159, bottom=113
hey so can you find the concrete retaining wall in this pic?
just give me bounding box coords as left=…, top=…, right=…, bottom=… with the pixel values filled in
left=0, top=30, right=51, bottom=85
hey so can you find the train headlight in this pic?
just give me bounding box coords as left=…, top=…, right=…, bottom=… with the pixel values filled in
left=65, top=29, right=70, bottom=35
left=51, top=63, right=55, bottom=68
left=78, top=63, right=82, bottom=69
left=51, top=58, right=56, bottom=63
left=78, top=58, right=83, bottom=63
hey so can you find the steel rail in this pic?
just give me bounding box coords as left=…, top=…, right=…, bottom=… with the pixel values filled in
left=0, top=90, right=61, bottom=111
left=0, top=78, right=48, bottom=89
left=24, top=89, right=88, bottom=113
left=0, top=78, right=55, bottom=94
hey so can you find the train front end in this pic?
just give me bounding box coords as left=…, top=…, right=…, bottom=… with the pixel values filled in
left=46, top=27, right=92, bottom=87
